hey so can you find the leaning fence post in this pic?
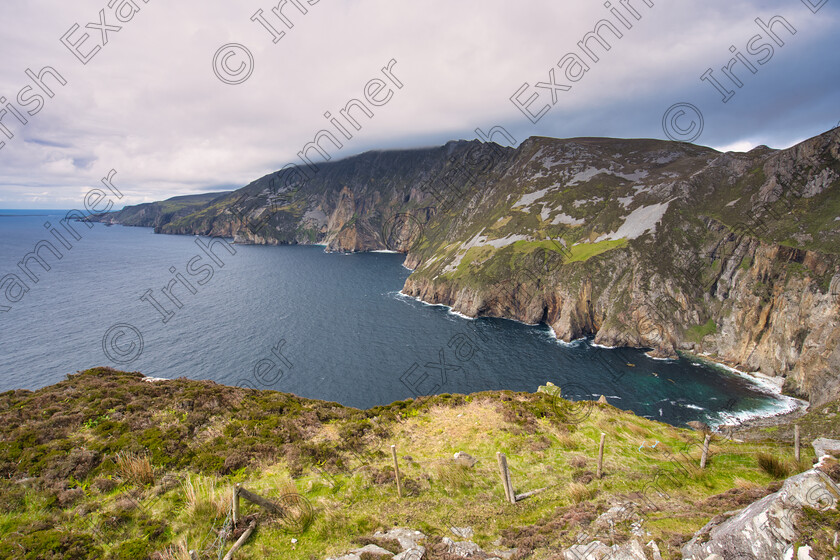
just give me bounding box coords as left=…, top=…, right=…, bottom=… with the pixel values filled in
left=233, top=483, right=241, bottom=524
left=391, top=445, right=403, bottom=498
left=496, top=452, right=511, bottom=503
left=496, top=452, right=509, bottom=502
left=504, top=455, right=515, bottom=504
left=794, top=425, right=800, bottom=462
left=700, top=434, right=711, bottom=469
left=597, top=433, right=606, bottom=478
left=496, top=452, right=515, bottom=504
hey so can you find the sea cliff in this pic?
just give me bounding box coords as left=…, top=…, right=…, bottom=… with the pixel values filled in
left=94, top=130, right=840, bottom=405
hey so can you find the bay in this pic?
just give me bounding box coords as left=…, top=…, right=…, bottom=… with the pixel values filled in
left=0, top=210, right=795, bottom=426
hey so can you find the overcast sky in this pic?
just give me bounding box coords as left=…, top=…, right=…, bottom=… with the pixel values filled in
left=0, top=0, right=838, bottom=209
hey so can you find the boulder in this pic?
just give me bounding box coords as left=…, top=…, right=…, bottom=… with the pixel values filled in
left=592, top=502, right=647, bottom=538
left=372, top=528, right=426, bottom=560
left=593, top=502, right=640, bottom=527
left=490, top=548, right=518, bottom=559
left=687, top=421, right=711, bottom=433
left=453, top=451, right=478, bottom=468
left=681, top=469, right=840, bottom=559
left=442, top=536, right=482, bottom=558
left=393, top=550, right=423, bottom=560
left=563, top=539, right=647, bottom=559
left=329, top=547, right=392, bottom=560
left=351, top=544, right=393, bottom=558
left=448, top=526, right=474, bottom=539
left=812, top=437, right=840, bottom=458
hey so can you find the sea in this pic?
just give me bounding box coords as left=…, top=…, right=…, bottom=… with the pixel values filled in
left=0, top=210, right=799, bottom=427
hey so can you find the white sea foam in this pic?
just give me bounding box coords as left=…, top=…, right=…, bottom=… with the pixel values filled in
left=711, top=395, right=803, bottom=430
left=551, top=332, right=587, bottom=347
left=647, top=353, right=677, bottom=362
left=448, top=309, right=477, bottom=321
left=396, top=291, right=446, bottom=308
left=396, top=291, right=479, bottom=321
left=397, top=293, right=803, bottom=428
left=690, top=355, right=807, bottom=428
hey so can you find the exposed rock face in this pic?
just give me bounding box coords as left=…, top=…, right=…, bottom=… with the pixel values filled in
left=813, top=438, right=840, bottom=459
left=327, top=528, right=427, bottom=560
left=94, top=129, right=840, bottom=404
left=681, top=468, right=840, bottom=559
left=400, top=131, right=840, bottom=405
left=564, top=539, right=649, bottom=560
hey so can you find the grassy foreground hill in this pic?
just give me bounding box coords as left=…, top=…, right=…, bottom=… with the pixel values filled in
left=1, top=368, right=834, bottom=560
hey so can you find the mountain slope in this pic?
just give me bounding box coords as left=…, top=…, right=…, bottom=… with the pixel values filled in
left=99, top=191, right=232, bottom=228
left=95, top=129, right=840, bottom=404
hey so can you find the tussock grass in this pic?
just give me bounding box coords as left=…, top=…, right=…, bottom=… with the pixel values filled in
left=554, top=432, right=578, bottom=450
left=757, top=453, right=791, bottom=479
left=567, top=482, right=595, bottom=504
left=156, top=540, right=192, bottom=560
left=182, top=475, right=231, bottom=518
left=434, top=462, right=474, bottom=491
left=733, top=477, right=760, bottom=490
left=115, top=451, right=154, bottom=486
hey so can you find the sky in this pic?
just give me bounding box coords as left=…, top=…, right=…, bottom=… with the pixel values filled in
left=0, top=0, right=838, bottom=209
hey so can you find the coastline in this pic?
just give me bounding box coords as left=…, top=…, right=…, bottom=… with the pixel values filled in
left=72, top=222, right=818, bottom=431
left=399, top=289, right=808, bottom=428
left=679, top=351, right=810, bottom=430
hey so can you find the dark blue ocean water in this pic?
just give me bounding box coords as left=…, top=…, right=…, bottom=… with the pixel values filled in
left=0, top=210, right=796, bottom=426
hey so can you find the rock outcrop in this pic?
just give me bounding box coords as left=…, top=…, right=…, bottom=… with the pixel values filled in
left=564, top=539, right=650, bottom=560
left=326, top=528, right=427, bottom=560
left=814, top=438, right=840, bottom=459
left=681, top=468, right=840, bottom=559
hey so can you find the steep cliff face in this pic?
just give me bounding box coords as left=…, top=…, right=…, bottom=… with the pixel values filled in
left=103, top=141, right=514, bottom=253
left=398, top=130, right=840, bottom=405
left=700, top=243, right=840, bottom=403
left=96, top=129, right=840, bottom=404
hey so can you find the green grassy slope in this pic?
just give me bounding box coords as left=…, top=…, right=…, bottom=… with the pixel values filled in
left=0, top=368, right=826, bottom=560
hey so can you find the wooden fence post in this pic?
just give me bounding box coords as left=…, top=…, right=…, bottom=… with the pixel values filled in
left=391, top=445, right=403, bottom=498
left=496, top=452, right=515, bottom=504
left=794, top=425, right=800, bottom=462
left=597, top=433, right=606, bottom=479
left=222, top=520, right=256, bottom=560
left=504, top=455, right=515, bottom=504
left=233, top=483, right=241, bottom=524
left=700, top=434, right=711, bottom=469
